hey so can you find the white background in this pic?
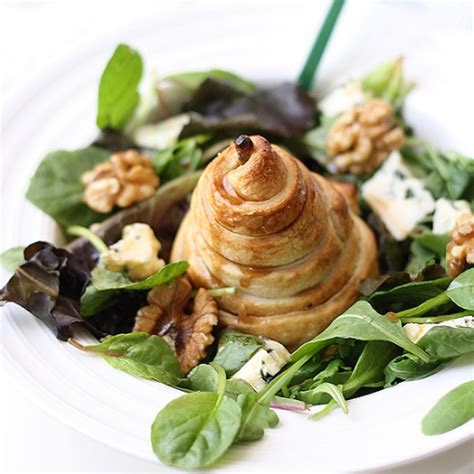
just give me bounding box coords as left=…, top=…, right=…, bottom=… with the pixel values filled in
left=0, top=1, right=473, bottom=472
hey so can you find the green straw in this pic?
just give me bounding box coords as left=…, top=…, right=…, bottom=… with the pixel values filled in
left=298, top=0, right=346, bottom=91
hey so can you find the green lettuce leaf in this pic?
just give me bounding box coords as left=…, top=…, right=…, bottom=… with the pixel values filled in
left=26, top=147, right=111, bottom=228
left=97, top=44, right=143, bottom=130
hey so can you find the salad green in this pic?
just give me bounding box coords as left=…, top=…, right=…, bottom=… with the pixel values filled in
left=1, top=43, right=473, bottom=470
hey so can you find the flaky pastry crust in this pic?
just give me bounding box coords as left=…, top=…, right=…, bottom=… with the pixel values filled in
left=171, top=135, right=378, bottom=348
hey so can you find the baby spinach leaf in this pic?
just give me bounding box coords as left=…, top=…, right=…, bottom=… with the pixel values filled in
left=79, top=333, right=182, bottom=385
left=446, top=269, right=474, bottom=310
left=0, top=246, right=25, bottom=272
left=291, top=301, right=429, bottom=363
left=187, top=364, right=219, bottom=392
left=26, top=147, right=111, bottom=229
left=151, top=364, right=242, bottom=469
left=236, top=393, right=279, bottom=442
left=97, top=44, right=143, bottom=130
left=418, top=325, right=474, bottom=360
left=384, top=354, right=448, bottom=387
left=422, top=381, right=474, bottom=435
left=212, top=329, right=265, bottom=376
left=342, top=341, right=400, bottom=397
left=0, top=242, right=89, bottom=340
left=80, top=261, right=189, bottom=316
left=93, top=261, right=189, bottom=291
left=367, top=277, right=450, bottom=310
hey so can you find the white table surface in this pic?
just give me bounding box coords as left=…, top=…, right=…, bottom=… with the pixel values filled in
left=0, top=1, right=473, bottom=472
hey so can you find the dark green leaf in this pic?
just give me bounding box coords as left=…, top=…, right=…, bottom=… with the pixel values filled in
left=80, top=285, right=116, bottom=316
left=384, top=354, right=448, bottom=387
left=342, top=341, right=400, bottom=397
left=94, top=261, right=189, bottom=291
left=422, top=381, right=474, bottom=435
left=446, top=269, right=474, bottom=310
left=291, top=301, right=429, bottom=363
left=212, top=329, right=265, bottom=376
left=0, top=247, right=25, bottom=272
left=80, top=262, right=189, bottom=316
left=25, top=147, right=111, bottom=228
left=82, top=333, right=182, bottom=385
left=97, top=44, right=143, bottom=130
left=367, top=277, right=450, bottom=309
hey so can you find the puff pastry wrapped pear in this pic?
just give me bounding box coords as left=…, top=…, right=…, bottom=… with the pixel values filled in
left=171, top=135, right=378, bottom=348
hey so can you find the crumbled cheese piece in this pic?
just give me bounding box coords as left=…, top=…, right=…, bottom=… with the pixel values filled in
left=432, top=198, right=472, bottom=235
left=319, top=81, right=369, bottom=117
left=101, top=223, right=165, bottom=281
left=231, top=338, right=290, bottom=392
left=132, top=114, right=190, bottom=150
left=362, top=151, right=435, bottom=240
left=404, top=316, right=474, bottom=343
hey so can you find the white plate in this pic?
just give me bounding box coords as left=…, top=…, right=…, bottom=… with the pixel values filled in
left=1, top=2, right=473, bottom=472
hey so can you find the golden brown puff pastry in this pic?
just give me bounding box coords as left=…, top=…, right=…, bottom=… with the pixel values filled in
left=171, top=135, right=378, bottom=348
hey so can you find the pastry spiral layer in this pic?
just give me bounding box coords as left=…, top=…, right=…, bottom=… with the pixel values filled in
left=171, top=135, right=378, bottom=348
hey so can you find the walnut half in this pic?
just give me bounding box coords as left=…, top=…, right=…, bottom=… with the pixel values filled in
left=82, top=150, right=159, bottom=213
left=446, top=213, right=474, bottom=277
left=326, top=99, right=405, bottom=175
left=133, top=278, right=218, bottom=374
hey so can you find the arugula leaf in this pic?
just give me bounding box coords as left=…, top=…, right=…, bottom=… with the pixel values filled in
left=26, top=147, right=111, bottom=228
left=402, top=143, right=474, bottom=200
left=97, top=44, right=143, bottom=130
left=77, top=332, right=182, bottom=385
left=422, top=381, right=474, bottom=435
left=212, top=329, right=265, bottom=377
left=151, top=364, right=242, bottom=469
left=0, top=246, right=25, bottom=272
left=152, top=135, right=208, bottom=183
left=446, top=269, right=474, bottom=310
left=291, top=301, right=429, bottom=363
left=384, top=354, right=448, bottom=387
left=307, top=383, right=348, bottom=418
left=80, top=262, right=188, bottom=316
